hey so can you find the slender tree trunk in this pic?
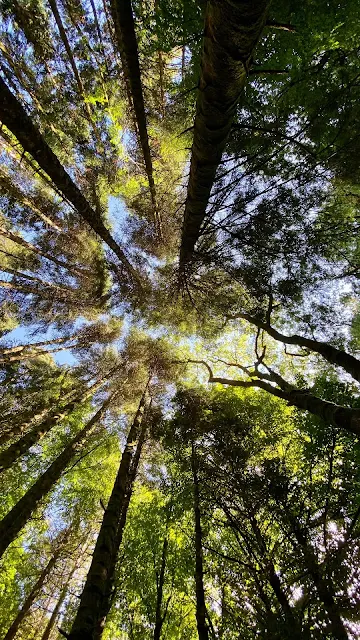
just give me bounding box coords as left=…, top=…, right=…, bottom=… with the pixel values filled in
left=179, top=0, right=270, bottom=269
left=4, top=548, right=61, bottom=640
left=291, top=522, right=348, bottom=640
left=0, top=226, right=87, bottom=278
left=68, top=386, right=150, bottom=639
left=41, top=559, right=78, bottom=640
left=234, top=312, right=360, bottom=383
left=0, top=168, right=62, bottom=231
left=109, top=0, right=161, bottom=237
left=153, top=535, right=169, bottom=640
left=0, top=77, right=141, bottom=285
left=191, top=443, right=209, bottom=640
left=0, top=394, right=114, bottom=559
left=48, top=0, right=93, bottom=123
left=0, top=373, right=110, bottom=473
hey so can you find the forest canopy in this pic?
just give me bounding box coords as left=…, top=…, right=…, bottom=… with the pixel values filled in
left=0, top=0, right=360, bottom=638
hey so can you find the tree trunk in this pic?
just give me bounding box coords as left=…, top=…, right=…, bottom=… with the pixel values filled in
left=48, top=0, right=93, bottom=124
left=0, top=373, right=110, bottom=473
left=93, top=405, right=149, bottom=640
left=0, top=167, right=62, bottom=231
left=191, top=443, right=209, bottom=640
left=41, top=559, right=78, bottom=640
left=0, top=77, right=140, bottom=285
left=235, top=312, right=360, bottom=383
left=179, top=0, right=270, bottom=269
left=4, top=548, right=61, bottom=640
left=153, top=536, right=169, bottom=640
left=109, top=0, right=161, bottom=237
left=0, top=394, right=114, bottom=559
left=68, top=386, right=149, bottom=639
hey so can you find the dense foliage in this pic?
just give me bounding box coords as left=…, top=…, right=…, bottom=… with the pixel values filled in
left=0, top=0, right=359, bottom=638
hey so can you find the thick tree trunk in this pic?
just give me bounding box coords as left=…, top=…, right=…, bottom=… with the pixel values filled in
left=68, top=387, right=149, bottom=639
left=0, top=394, right=114, bottom=559
left=94, top=408, right=149, bottom=640
left=0, top=78, right=140, bottom=285
left=109, top=0, right=161, bottom=237
left=0, top=373, right=109, bottom=473
left=4, top=549, right=61, bottom=640
left=191, top=443, right=209, bottom=640
left=179, top=0, right=270, bottom=269
left=235, top=312, right=360, bottom=383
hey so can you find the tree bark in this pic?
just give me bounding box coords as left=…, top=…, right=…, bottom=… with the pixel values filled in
left=0, top=394, right=114, bottom=559
left=109, top=0, right=161, bottom=237
left=68, top=386, right=149, bottom=639
left=0, top=372, right=110, bottom=473
left=4, top=548, right=61, bottom=640
left=233, top=312, right=360, bottom=383
left=179, top=0, right=270, bottom=269
left=0, top=77, right=141, bottom=285
left=191, top=443, right=209, bottom=640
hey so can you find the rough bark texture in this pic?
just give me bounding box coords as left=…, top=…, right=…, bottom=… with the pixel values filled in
left=179, top=0, right=270, bottom=269
left=68, top=389, right=149, bottom=639
left=236, top=312, right=360, bottom=383
left=0, top=396, right=113, bottom=559
left=4, top=550, right=60, bottom=640
left=0, top=77, right=140, bottom=284
left=94, top=411, right=149, bottom=640
left=191, top=443, right=209, bottom=640
left=109, top=0, right=161, bottom=235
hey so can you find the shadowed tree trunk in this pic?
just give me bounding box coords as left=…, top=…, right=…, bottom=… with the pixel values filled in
left=0, top=77, right=141, bottom=285
left=4, top=545, right=63, bottom=640
left=93, top=402, right=150, bottom=640
left=153, top=501, right=172, bottom=640
left=0, top=393, right=115, bottom=559
left=230, top=312, right=360, bottom=383
left=0, top=371, right=112, bottom=472
left=68, top=385, right=150, bottom=639
left=109, top=0, right=161, bottom=238
left=179, top=0, right=270, bottom=270
left=191, top=442, right=209, bottom=640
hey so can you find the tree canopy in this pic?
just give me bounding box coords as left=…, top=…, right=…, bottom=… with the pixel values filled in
left=0, top=0, right=360, bottom=638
